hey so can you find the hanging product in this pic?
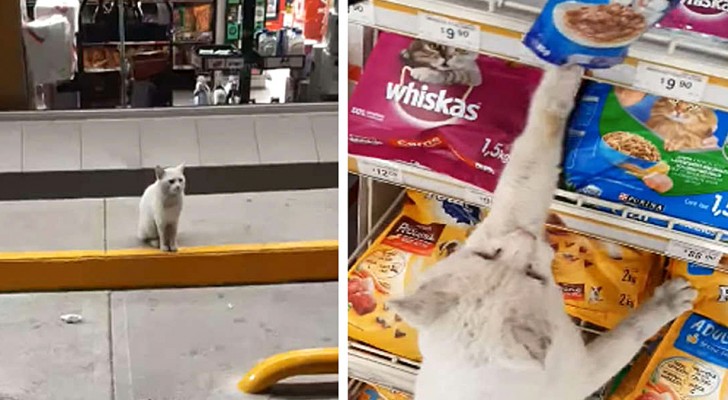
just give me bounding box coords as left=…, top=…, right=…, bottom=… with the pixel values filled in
left=656, top=0, right=728, bottom=42
left=22, top=14, right=75, bottom=84
left=668, top=261, right=728, bottom=327
left=348, top=190, right=482, bottom=361
left=349, top=32, right=543, bottom=194
left=523, top=0, right=679, bottom=68
left=562, top=82, right=728, bottom=232
left=609, top=312, right=728, bottom=400
left=547, top=214, right=666, bottom=330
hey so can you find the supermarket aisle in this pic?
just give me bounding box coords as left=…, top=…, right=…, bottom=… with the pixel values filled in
left=0, top=283, right=337, bottom=400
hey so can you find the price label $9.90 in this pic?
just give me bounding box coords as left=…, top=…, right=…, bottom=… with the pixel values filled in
left=633, top=62, right=708, bottom=104
left=417, top=13, right=480, bottom=51
left=349, top=1, right=375, bottom=25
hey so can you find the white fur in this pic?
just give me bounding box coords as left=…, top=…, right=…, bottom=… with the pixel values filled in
left=389, top=66, right=698, bottom=400
left=193, top=76, right=211, bottom=106
left=138, top=164, right=186, bottom=252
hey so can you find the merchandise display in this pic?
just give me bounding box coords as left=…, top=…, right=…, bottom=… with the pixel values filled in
left=355, top=382, right=413, bottom=399
left=524, top=0, right=678, bottom=67
left=657, top=0, right=728, bottom=41
left=563, top=82, right=728, bottom=232
left=668, top=261, right=728, bottom=326
left=349, top=32, right=543, bottom=194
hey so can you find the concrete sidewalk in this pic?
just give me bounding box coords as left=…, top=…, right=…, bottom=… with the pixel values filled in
left=0, top=282, right=338, bottom=400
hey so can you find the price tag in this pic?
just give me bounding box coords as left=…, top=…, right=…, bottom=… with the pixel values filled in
left=417, top=13, right=480, bottom=51
left=633, top=62, right=708, bottom=103
left=463, top=187, right=492, bottom=208
left=666, top=240, right=722, bottom=267
left=349, top=1, right=375, bottom=26
left=358, top=159, right=403, bottom=184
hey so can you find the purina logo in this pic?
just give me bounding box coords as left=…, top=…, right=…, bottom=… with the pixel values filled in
left=682, top=0, right=727, bottom=15
left=618, top=193, right=665, bottom=212
left=385, top=82, right=481, bottom=122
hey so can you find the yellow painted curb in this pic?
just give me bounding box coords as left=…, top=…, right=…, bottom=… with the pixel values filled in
left=239, top=348, right=338, bottom=394
left=0, top=240, right=338, bottom=292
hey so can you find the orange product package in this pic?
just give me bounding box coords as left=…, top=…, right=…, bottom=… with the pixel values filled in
left=347, top=190, right=483, bottom=361
left=356, top=383, right=412, bottom=399
left=546, top=215, right=666, bottom=329
left=609, top=312, right=728, bottom=400
left=669, top=260, right=728, bottom=327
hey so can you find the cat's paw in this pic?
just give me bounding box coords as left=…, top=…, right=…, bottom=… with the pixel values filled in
left=410, top=67, right=437, bottom=84
left=160, top=244, right=176, bottom=252
left=541, top=65, right=584, bottom=116
left=651, top=278, right=697, bottom=318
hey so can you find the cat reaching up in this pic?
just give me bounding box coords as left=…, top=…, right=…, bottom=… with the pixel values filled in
left=389, top=65, right=697, bottom=400
left=138, top=164, right=186, bottom=252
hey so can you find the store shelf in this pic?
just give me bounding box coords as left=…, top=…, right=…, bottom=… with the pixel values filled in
left=356, top=0, right=728, bottom=111
left=85, top=67, right=121, bottom=73
left=349, top=154, right=728, bottom=270
left=348, top=341, right=418, bottom=395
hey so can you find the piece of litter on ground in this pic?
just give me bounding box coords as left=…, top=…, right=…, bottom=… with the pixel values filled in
left=60, top=314, right=83, bottom=324
left=227, top=303, right=234, bottom=309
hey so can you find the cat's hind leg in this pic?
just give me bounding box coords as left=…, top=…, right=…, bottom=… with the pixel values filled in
left=137, top=213, right=158, bottom=244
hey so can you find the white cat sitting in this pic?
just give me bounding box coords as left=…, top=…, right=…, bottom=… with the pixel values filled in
left=138, top=164, right=186, bottom=252
left=389, top=65, right=697, bottom=400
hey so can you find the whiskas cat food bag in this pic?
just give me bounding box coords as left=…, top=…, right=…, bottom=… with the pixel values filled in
left=669, top=261, right=728, bottom=326
left=348, top=32, right=543, bottom=194
left=348, top=190, right=483, bottom=361
left=657, top=0, right=728, bottom=41
left=614, top=313, right=728, bottom=400
left=524, top=0, right=679, bottom=68
left=356, top=383, right=412, bottom=400
left=547, top=214, right=665, bottom=329
left=563, top=81, right=728, bottom=232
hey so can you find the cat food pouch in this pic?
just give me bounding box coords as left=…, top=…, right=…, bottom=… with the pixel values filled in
left=657, top=0, right=728, bottom=41
left=524, top=0, right=679, bottom=68
left=613, top=312, right=728, bottom=400
left=669, top=260, right=728, bottom=327
left=356, top=383, right=412, bottom=399
left=547, top=215, right=665, bottom=329
left=349, top=32, right=543, bottom=194
left=348, top=190, right=483, bottom=361
left=563, top=81, right=728, bottom=232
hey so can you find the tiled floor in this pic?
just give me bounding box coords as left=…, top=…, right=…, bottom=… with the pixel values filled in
left=0, top=112, right=337, bottom=173
left=0, top=283, right=337, bottom=400
left=0, top=189, right=337, bottom=253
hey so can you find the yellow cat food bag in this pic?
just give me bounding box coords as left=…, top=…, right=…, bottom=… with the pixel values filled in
left=669, top=260, right=728, bottom=327
left=546, top=215, right=665, bottom=329
left=356, top=383, right=412, bottom=400
left=348, top=190, right=483, bottom=361
left=612, top=313, right=728, bottom=400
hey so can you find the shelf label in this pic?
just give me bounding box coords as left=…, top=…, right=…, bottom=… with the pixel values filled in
left=417, top=13, right=480, bottom=51
left=358, top=159, right=403, bottom=184
left=463, top=187, right=492, bottom=208
left=349, top=1, right=375, bottom=26
left=633, top=62, right=708, bottom=103
left=666, top=240, right=722, bottom=267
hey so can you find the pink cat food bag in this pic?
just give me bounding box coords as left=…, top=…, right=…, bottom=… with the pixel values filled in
left=348, top=32, right=543, bottom=194
left=656, top=0, right=728, bottom=41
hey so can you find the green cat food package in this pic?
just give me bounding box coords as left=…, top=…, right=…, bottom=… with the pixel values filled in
left=348, top=31, right=543, bottom=194
left=563, top=82, right=728, bottom=234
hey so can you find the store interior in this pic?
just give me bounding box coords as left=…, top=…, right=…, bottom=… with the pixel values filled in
left=3, top=0, right=337, bottom=111
left=347, top=0, right=728, bottom=398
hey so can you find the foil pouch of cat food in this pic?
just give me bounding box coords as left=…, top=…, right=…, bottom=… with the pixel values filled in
left=348, top=32, right=543, bottom=194
left=523, top=0, right=679, bottom=68
left=656, top=0, right=728, bottom=41
left=348, top=190, right=482, bottom=361
left=547, top=214, right=665, bottom=329
left=669, top=260, right=728, bottom=326
left=356, top=383, right=412, bottom=399
left=612, top=312, right=728, bottom=400
left=563, top=81, right=728, bottom=232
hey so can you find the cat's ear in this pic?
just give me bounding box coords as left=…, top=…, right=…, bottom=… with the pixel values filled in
left=175, top=163, right=185, bottom=173
left=154, top=165, right=165, bottom=180
left=388, top=272, right=458, bottom=328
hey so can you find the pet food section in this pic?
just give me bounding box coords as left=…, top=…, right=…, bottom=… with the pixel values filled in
left=347, top=0, right=728, bottom=398
left=16, top=0, right=337, bottom=111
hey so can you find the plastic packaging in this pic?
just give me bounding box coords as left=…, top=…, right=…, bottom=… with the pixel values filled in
left=657, top=0, right=728, bottom=41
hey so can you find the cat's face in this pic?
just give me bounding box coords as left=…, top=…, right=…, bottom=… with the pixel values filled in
left=403, top=40, right=477, bottom=70
left=652, top=98, right=718, bottom=130
left=155, top=164, right=186, bottom=195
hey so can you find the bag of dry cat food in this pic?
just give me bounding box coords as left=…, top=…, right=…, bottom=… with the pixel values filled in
left=563, top=81, right=728, bottom=232
left=356, top=382, right=412, bottom=399
left=524, top=0, right=678, bottom=68
left=547, top=214, right=666, bottom=329
left=668, top=260, right=728, bottom=327
left=348, top=31, right=543, bottom=194
left=656, top=1, right=728, bottom=42
left=348, top=190, right=482, bottom=361
left=611, top=312, right=728, bottom=400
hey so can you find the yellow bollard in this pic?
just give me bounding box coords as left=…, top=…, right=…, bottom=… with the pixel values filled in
left=238, top=347, right=338, bottom=394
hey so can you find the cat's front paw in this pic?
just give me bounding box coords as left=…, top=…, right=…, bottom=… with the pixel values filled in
left=541, top=65, right=584, bottom=116
left=652, top=278, right=697, bottom=318
left=410, top=67, right=437, bottom=84
left=160, top=244, right=176, bottom=252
